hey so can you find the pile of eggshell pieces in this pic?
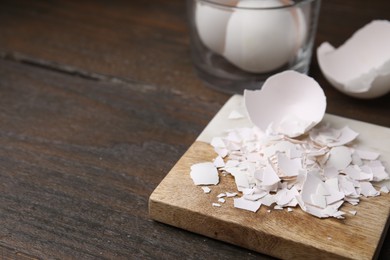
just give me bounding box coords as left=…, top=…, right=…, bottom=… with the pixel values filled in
left=190, top=71, right=389, bottom=219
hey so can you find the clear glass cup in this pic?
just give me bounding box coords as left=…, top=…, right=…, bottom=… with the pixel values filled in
left=187, top=0, right=321, bottom=94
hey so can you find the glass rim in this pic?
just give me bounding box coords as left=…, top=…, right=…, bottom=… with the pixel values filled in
left=196, top=0, right=318, bottom=10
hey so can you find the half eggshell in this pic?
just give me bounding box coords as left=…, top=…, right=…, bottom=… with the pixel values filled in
left=244, top=70, right=326, bottom=137
left=317, top=20, right=390, bottom=99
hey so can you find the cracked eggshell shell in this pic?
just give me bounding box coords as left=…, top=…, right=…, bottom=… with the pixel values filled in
left=195, top=0, right=237, bottom=55
left=224, top=0, right=306, bottom=73
left=244, top=71, right=326, bottom=137
left=317, top=20, right=390, bottom=99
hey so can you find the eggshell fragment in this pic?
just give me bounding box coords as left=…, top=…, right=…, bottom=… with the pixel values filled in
left=244, top=71, right=326, bottom=137
left=224, top=0, right=306, bottom=73
left=317, top=20, right=390, bottom=98
left=380, top=186, right=389, bottom=193
left=228, top=110, right=244, bottom=120
left=190, top=162, right=219, bottom=185
left=201, top=186, right=211, bottom=193
left=310, top=126, right=359, bottom=147
left=326, top=146, right=352, bottom=171
left=234, top=197, right=262, bottom=212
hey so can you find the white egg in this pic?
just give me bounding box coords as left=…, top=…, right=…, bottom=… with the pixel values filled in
left=195, top=1, right=237, bottom=55
left=224, top=0, right=306, bottom=73
left=317, top=20, right=390, bottom=99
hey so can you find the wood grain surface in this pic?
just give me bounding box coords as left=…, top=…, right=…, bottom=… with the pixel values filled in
left=150, top=141, right=390, bottom=260
left=0, top=0, right=389, bottom=259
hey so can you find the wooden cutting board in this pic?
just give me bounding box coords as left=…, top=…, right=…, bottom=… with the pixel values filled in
left=149, top=95, right=390, bottom=259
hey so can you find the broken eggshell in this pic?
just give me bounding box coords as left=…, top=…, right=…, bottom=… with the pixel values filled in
left=244, top=70, right=326, bottom=137
left=317, top=20, right=390, bottom=99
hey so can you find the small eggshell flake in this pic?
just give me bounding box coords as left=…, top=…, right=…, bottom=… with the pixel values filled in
left=327, top=126, right=359, bottom=147
left=317, top=20, right=390, bottom=98
left=324, top=167, right=339, bottom=180
left=231, top=170, right=250, bottom=191
left=301, top=172, right=322, bottom=205
left=226, top=192, right=238, bottom=197
left=274, top=205, right=284, bottom=210
left=244, top=71, right=326, bottom=137
left=228, top=110, right=244, bottom=120
left=213, top=156, right=225, bottom=168
left=234, top=197, right=262, bottom=213
left=211, top=137, right=226, bottom=148
left=277, top=153, right=302, bottom=177
left=262, top=164, right=281, bottom=186
left=380, top=186, right=389, bottom=193
left=349, top=210, right=357, bottom=216
left=190, top=162, right=219, bottom=185
left=355, top=149, right=380, bottom=161
left=201, top=187, right=211, bottom=194
left=360, top=182, right=380, bottom=197
left=218, top=198, right=226, bottom=203
left=326, top=146, right=352, bottom=171
left=217, top=193, right=226, bottom=198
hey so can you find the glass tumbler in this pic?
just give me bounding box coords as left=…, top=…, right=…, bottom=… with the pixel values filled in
left=187, top=0, right=321, bottom=94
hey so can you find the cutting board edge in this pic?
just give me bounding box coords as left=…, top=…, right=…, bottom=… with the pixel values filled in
left=149, top=191, right=353, bottom=260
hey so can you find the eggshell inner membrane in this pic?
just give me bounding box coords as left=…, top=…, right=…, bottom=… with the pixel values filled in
left=244, top=70, right=326, bottom=137
left=317, top=20, right=390, bottom=98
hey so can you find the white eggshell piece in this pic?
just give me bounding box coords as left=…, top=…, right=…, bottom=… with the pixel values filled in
left=355, top=149, right=380, bottom=161
left=349, top=210, right=357, bottom=216
left=190, top=162, right=219, bottom=185
left=277, top=153, right=302, bottom=177
left=327, top=126, right=359, bottom=147
left=213, top=156, right=225, bottom=168
left=244, top=192, right=267, bottom=201
left=226, top=192, right=238, bottom=197
left=218, top=198, right=226, bottom=203
left=301, top=172, right=322, bottom=205
left=195, top=1, right=236, bottom=55
left=326, top=146, right=352, bottom=171
left=230, top=169, right=250, bottom=191
left=380, top=186, right=389, bottom=193
left=234, top=197, right=262, bottom=212
left=224, top=0, right=306, bottom=73
left=317, top=20, right=390, bottom=98
left=201, top=186, right=211, bottom=193
left=244, top=71, right=326, bottom=137
left=262, top=163, right=281, bottom=186
left=228, top=110, right=244, bottom=119
left=360, top=182, right=380, bottom=197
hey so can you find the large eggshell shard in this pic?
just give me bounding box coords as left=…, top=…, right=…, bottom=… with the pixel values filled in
left=195, top=1, right=236, bottom=55
left=244, top=71, right=326, bottom=137
left=317, top=20, right=390, bottom=98
left=190, top=162, right=219, bottom=185
left=224, top=0, right=306, bottom=73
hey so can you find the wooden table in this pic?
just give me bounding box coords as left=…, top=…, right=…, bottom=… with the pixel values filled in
left=0, top=0, right=389, bottom=259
